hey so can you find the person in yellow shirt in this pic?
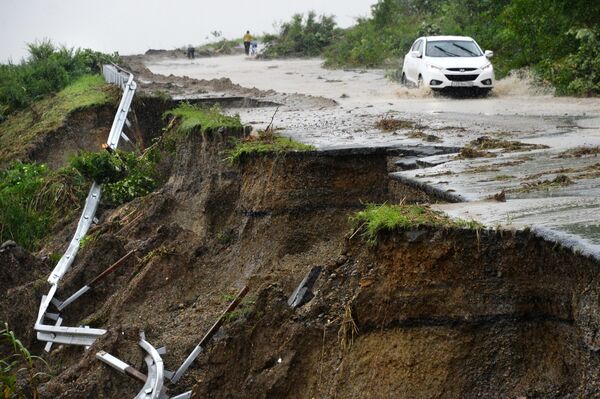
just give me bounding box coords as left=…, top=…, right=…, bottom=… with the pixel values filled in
left=243, top=31, right=253, bottom=55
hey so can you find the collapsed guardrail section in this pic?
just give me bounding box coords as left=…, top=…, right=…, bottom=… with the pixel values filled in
left=35, top=64, right=137, bottom=352
left=32, top=64, right=237, bottom=398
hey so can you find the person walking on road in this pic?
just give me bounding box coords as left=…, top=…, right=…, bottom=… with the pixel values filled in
left=187, top=45, right=195, bottom=59
left=243, top=31, right=253, bottom=55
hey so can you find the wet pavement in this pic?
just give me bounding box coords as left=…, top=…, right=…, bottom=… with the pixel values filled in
left=143, top=53, right=600, bottom=258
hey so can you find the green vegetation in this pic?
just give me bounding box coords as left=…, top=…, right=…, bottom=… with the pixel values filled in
left=0, top=150, right=158, bottom=250
left=351, top=203, right=482, bottom=244
left=164, top=103, right=242, bottom=135
left=0, top=40, right=119, bottom=120
left=226, top=133, right=315, bottom=164
left=0, top=74, right=118, bottom=165
left=320, top=0, right=600, bottom=96
left=1, top=322, right=50, bottom=398
left=196, top=31, right=243, bottom=55
left=70, top=150, right=158, bottom=206
left=0, top=162, right=86, bottom=250
left=263, top=11, right=339, bottom=57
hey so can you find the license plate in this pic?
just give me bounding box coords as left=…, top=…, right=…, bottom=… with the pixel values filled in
left=451, top=81, right=474, bottom=87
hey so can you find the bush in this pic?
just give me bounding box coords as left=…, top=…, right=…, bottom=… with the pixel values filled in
left=0, top=40, right=119, bottom=119
left=322, top=0, right=600, bottom=96
left=0, top=151, right=158, bottom=249
left=539, top=28, right=600, bottom=96
left=0, top=162, right=86, bottom=250
left=0, top=74, right=117, bottom=165
left=70, top=150, right=158, bottom=205
left=264, top=11, right=339, bottom=57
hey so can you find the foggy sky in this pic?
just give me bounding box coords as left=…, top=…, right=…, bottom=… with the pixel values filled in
left=0, top=0, right=377, bottom=62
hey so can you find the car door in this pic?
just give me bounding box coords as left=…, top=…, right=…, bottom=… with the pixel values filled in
left=405, top=39, right=423, bottom=83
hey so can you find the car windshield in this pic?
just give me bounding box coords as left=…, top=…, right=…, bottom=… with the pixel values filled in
left=425, top=40, right=482, bottom=57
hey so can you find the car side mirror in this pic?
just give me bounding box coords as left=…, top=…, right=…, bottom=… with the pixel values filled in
left=485, top=50, right=494, bottom=58
left=410, top=50, right=421, bottom=58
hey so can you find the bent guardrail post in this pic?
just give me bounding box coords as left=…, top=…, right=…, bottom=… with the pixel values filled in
left=170, top=286, right=249, bottom=383
left=48, top=183, right=102, bottom=284
left=104, top=64, right=137, bottom=150
left=96, top=351, right=148, bottom=383
left=55, top=249, right=137, bottom=311
left=170, top=392, right=192, bottom=399
left=36, top=64, right=137, bottom=351
left=136, top=332, right=166, bottom=399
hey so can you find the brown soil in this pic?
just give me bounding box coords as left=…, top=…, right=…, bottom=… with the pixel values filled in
left=192, top=228, right=600, bottom=399
left=375, top=118, right=416, bottom=131
left=2, top=108, right=599, bottom=399
left=407, top=130, right=442, bottom=142
left=470, top=136, right=549, bottom=152
left=557, top=146, right=600, bottom=158
left=456, top=147, right=497, bottom=159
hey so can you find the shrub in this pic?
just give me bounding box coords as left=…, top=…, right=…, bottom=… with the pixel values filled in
left=0, top=162, right=85, bottom=250
left=264, top=11, right=339, bottom=57
left=70, top=150, right=158, bottom=205
left=322, top=0, right=600, bottom=96
left=0, top=74, right=117, bottom=165
left=541, top=28, right=600, bottom=96
left=0, top=40, right=119, bottom=119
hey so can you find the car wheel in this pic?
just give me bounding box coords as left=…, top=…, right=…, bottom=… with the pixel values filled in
left=401, top=73, right=407, bottom=86
left=417, top=75, right=424, bottom=88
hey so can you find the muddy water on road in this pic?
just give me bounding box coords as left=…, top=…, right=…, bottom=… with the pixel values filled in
left=145, top=54, right=599, bottom=116
left=145, top=54, right=600, bottom=151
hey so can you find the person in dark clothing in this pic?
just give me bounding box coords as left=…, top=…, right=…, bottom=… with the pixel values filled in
left=243, top=31, right=253, bottom=55
left=187, top=45, right=195, bottom=59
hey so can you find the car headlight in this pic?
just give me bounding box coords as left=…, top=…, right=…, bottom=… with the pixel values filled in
left=481, top=63, right=493, bottom=70
left=427, top=63, right=443, bottom=71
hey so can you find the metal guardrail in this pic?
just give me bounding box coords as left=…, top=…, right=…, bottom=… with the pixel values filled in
left=136, top=332, right=166, bottom=399
left=34, top=64, right=204, bottom=398
left=103, top=64, right=137, bottom=149
left=35, top=65, right=137, bottom=349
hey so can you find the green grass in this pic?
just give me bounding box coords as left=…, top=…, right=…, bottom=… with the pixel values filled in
left=0, top=74, right=118, bottom=165
left=163, top=103, right=242, bottom=135
left=0, top=162, right=86, bottom=250
left=351, top=203, right=482, bottom=244
left=1, top=322, right=51, bottom=398
left=227, top=135, right=315, bottom=164
left=0, top=149, right=158, bottom=250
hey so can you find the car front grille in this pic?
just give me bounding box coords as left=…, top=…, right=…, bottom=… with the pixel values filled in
left=445, top=74, right=479, bottom=82
left=446, top=68, right=477, bottom=72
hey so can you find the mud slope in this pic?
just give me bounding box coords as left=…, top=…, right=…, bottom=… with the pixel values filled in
left=2, top=118, right=599, bottom=398
left=0, top=123, right=405, bottom=398
left=192, top=228, right=600, bottom=399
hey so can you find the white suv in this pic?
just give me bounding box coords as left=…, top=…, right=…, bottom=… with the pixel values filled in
left=401, top=35, right=495, bottom=92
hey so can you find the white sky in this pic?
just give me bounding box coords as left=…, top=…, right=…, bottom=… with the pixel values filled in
left=0, top=0, right=377, bottom=62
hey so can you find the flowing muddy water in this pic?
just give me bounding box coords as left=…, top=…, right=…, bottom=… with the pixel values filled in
left=145, top=54, right=600, bottom=150
left=143, top=53, right=600, bottom=258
